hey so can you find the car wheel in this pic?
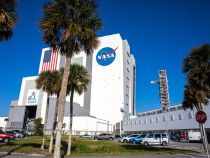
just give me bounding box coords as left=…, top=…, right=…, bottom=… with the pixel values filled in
left=144, top=141, right=149, bottom=146
left=162, top=141, right=167, bottom=146
left=123, top=139, right=128, bottom=143
left=109, top=137, right=113, bottom=141
left=135, top=141, right=139, bottom=144
left=3, top=138, right=9, bottom=143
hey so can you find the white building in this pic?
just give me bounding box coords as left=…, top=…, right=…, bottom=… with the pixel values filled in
left=7, top=33, right=136, bottom=135
left=123, top=104, right=210, bottom=136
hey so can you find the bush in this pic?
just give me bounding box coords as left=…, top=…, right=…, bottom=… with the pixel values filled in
left=34, top=118, right=43, bottom=136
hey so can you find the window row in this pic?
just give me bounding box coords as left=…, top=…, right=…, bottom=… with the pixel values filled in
left=125, top=112, right=193, bottom=125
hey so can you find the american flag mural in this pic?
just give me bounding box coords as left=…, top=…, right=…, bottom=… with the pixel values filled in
left=41, top=49, right=58, bottom=72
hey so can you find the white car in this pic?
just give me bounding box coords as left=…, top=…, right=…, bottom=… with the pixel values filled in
left=141, top=133, right=169, bottom=146
left=120, top=134, right=139, bottom=143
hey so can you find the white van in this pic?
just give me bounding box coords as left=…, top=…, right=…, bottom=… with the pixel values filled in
left=188, top=131, right=201, bottom=142
left=141, top=133, right=169, bottom=146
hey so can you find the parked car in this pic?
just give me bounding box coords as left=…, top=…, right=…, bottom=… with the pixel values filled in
left=11, top=130, right=24, bottom=138
left=188, top=131, right=201, bottom=143
left=80, top=134, right=92, bottom=138
left=179, top=133, right=189, bottom=141
left=26, top=130, right=34, bottom=136
left=129, top=134, right=146, bottom=144
left=170, top=133, right=180, bottom=141
left=0, top=130, right=14, bottom=143
left=141, top=133, right=169, bottom=146
left=119, top=134, right=139, bottom=143
left=13, top=130, right=27, bottom=137
left=95, top=133, right=114, bottom=140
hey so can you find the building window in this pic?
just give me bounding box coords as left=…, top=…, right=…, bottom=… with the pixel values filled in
left=179, top=114, right=183, bottom=120
left=188, top=112, right=193, bottom=119
left=126, top=85, right=129, bottom=88
left=139, top=120, right=142, bottom=124
left=156, top=117, right=159, bottom=123
left=170, top=115, right=174, bottom=121
left=127, top=51, right=130, bottom=57
left=127, top=68, right=130, bottom=72
left=150, top=118, right=153, bottom=123
left=127, top=76, right=129, bottom=80
left=144, top=119, right=147, bottom=124
left=163, top=116, right=166, bottom=122
left=135, top=120, right=137, bottom=125
left=127, top=60, right=130, bottom=65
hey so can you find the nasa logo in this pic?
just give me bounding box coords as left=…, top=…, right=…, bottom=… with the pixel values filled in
left=96, top=47, right=118, bottom=66
left=28, top=91, right=37, bottom=104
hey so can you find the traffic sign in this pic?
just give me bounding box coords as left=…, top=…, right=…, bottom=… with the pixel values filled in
left=195, top=111, right=207, bottom=124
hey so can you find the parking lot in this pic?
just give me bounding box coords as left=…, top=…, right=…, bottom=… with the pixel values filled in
left=163, top=140, right=210, bottom=153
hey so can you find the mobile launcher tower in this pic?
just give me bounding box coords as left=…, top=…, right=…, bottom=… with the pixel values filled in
left=151, top=70, right=170, bottom=111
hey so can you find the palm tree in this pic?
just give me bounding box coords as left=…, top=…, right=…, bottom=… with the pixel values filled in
left=182, top=44, right=210, bottom=153
left=4, top=118, right=9, bottom=128
left=36, top=70, right=62, bottom=150
left=39, top=1, right=102, bottom=157
left=67, top=64, right=90, bottom=155
left=0, top=0, right=18, bottom=41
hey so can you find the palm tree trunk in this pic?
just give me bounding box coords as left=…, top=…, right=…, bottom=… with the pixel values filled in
left=41, top=96, right=50, bottom=150
left=49, top=94, right=59, bottom=154
left=54, top=55, right=72, bottom=158
left=67, top=87, right=74, bottom=155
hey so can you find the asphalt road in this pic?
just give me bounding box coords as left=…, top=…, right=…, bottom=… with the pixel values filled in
left=161, top=140, right=210, bottom=153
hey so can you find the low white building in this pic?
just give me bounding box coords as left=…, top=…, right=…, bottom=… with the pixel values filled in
left=123, top=104, right=210, bottom=136
left=7, top=33, right=136, bottom=135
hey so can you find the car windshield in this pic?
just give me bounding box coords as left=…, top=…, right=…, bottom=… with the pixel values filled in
left=138, top=135, right=146, bottom=138
left=145, top=134, right=153, bottom=138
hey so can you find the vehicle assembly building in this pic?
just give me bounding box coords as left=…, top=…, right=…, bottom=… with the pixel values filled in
left=7, top=34, right=136, bottom=135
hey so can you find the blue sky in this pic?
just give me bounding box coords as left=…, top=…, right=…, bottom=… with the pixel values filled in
left=1, top=0, right=210, bottom=116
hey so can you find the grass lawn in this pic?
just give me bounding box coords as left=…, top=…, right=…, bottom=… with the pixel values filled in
left=0, top=136, right=195, bottom=156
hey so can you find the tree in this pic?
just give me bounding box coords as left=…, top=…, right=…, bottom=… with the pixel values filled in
left=182, top=44, right=210, bottom=154
left=4, top=118, right=9, bottom=128
left=34, top=118, right=43, bottom=136
left=36, top=70, right=62, bottom=150
left=67, top=64, right=90, bottom=155
left=39, top=0, right=102, bottom=157
left=0, top=0, right=18, bottom=41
